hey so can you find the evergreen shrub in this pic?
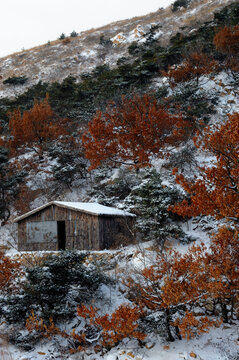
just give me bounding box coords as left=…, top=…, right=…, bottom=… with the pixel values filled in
left=3, top=76, right=28, bottom=86
left=59, top=33, right=66, bottom=40
left=124, top=169, right=193, bottom=248
left=0, top=251, right=110, bottom=323
left=70, top=30, right=78, bottom=37
left=172, top=0, right=191, bottom=12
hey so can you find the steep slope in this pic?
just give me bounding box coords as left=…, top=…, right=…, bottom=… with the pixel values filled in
left=0, top=2, right=238, bottom=358
left=0, top=0, right=235, bottom=99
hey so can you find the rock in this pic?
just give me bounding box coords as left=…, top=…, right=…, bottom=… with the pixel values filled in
left=145, top=342, right=155, bottom=349
left=22, top=344, right=34, bottom=351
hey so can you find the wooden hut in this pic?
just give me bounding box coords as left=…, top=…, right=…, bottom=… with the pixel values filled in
left=15, top=201, right=136, bottom=251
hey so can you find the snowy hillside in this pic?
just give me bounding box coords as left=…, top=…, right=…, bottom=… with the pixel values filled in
left=0, top=0, right=235, bottom=99
left=0, top=0, right=238, bottom=359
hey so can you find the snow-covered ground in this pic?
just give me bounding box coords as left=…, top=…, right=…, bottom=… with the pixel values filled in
left=0, top=1, right=238, bottom=357
left=1, top=240, right=238, bottom=360
left=1, top=323, right=238, bottom=360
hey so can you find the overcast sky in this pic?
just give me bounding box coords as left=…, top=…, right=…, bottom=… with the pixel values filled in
left=1, top=0, right=174, bottom=58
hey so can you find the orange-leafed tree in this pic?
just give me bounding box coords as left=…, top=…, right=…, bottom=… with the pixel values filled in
left=171, top=112, right=239, bottom=222
left=174, top=227, right=239, bottom=326
left=126, top=244, right=218, bottom=341
left=26, top=304, right=145, bottom=353
left=8, top=95, right=67, bottom=156
left=82, top=94, right=184, bottom=170
left=173, top=311, right=220, bottom=341
left=0, top=252, right=22, bottom=295
left=214, top=25, right=239, bottom=75
left=204, top=227, right=239, bottom=323
left=162, top=52, right=218, bottom=86
left=125, top=228, right=238, bottom=340
left=77, top=303, right=146, bottom=349
left=26, top=310, right=69, bottom=340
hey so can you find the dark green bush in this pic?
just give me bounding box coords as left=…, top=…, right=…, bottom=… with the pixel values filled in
left=48, top=142, right=88, bottom=191
left=0, top=251, right=110, bottom=323
left=88, top=167, right=140, bottom=207
left=214, top=2, right=239, bottom=27
left=172, top=0, right=191, bottom=12
left=0, top=147, right=26, bottom=222
left=116, top=57, right=130, bottom=66
left=59, top=33, right=66, bottom=40
left=124, top=169, right=192, bottom=248
left=3, top=76, right=28, bottom=85
left=128, top=41, right=141, bottom=56
left=99, top=35, right=113, bottom=47
left=168, top=84, right=219, bottom=125
left=70, top=30, right=78, bottom=37
left=164, top=144, right=197, bottom=172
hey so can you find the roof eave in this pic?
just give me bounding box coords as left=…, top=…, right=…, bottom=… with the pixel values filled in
left=14, top=201, right=135, bottom=222
left=14, top=201, right=55, bottom=223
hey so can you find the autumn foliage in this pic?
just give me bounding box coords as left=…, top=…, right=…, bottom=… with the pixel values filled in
left=162, top=52, right=218, bottom=86
left=0, top=252, right=22, bottom=294
left=126, top=244, right=213, bottom=341
left=171, top=112, right=239, bottom=221
left=204, top=227, right=239, bottom=323
left=26, top=310, right=65, bottom=339
left=173, top=311, right=219, bottom=341
left=77, top=303, right=145, bottom=348
left=8, top=95, right=66, bottom=155
left=214, top=25, right=239, bottom=73
left=82, top=94, right=185, bottom=169
left=26, top=304, right=145, bottom=353
left=126, top=226, right=238, bottom=340
left=26, top=310, right=87, bottom=353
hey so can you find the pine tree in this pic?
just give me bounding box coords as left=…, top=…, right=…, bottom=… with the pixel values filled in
left=48, top=141, right=87, bottom=191
left=88, top=167, right=140, bottom=207
left=124, top=169, right=188, bottom=248
left=70, top=30, right=78, bottom=38
left=1, top=251, right=110, bottom=324
left=59, top=33, right=66, bottom=40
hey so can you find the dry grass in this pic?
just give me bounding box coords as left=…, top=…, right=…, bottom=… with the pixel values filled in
left=0, top=0, right=235, bottom=95
left=12, top=250, right=121, bottom=269
left=12, top=251, right=58, bottom=267
left=0, top=244, right=10, bottom=251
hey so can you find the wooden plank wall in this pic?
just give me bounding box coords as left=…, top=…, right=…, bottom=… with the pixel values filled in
left=18, top=205, right=100, bottom=251
left=18, top=221, right=57, bottom=251
left=17, top=204, right=135, bottom=251
left=99, top=215, right=136, bottom=250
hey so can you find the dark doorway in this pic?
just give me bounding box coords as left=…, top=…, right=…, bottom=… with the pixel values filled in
left=57, top=221, right=66, bottom=250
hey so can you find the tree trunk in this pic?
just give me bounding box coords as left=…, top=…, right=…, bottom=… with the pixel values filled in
left=175, top=325, right=182, bottom=340
left=230, top=298, right=234, bottom=322
left=221, top=302, right=228, bottom=323
left=165, top=308, right=175, bottom=342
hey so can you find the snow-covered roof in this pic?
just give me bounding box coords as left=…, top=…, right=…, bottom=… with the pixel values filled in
left=14, top=201, right=135, bottom=222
